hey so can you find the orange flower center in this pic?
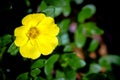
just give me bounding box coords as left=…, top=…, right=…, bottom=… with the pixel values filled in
left=27, top=27, right=40, bottom=39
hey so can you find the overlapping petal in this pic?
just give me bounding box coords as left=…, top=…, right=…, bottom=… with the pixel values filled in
left=20, top=40, right=41, bottom=59
left=14, top=26, right=29, bottom=46
left=14, top=13, right=60, bottom=59
left=22, top=13, right=46, bottom=27
left=35, top=35, right=58, bottom=55
left=37, top=17, right=59, bottom=36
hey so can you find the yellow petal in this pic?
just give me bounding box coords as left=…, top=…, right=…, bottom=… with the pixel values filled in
left=37, top=17, right=60, bottom=36
left=20, top=40, right=41, bottom=59
left=14, top=26, right=28, bottom=46
left=14, top=13, right=60, bottom=60
left=14, top=26, right=28, bottom=36
left=14, top=37, right=28, bottom=47
left=39, top=24, right=59, bottom=37
left=22, top=13, right=46, bottom=27
left=36, top=35, right=58, bottom=55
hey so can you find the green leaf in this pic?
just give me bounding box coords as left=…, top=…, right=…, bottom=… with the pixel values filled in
left=54, top=7, right=63, bottom=17
left=44, top=0, right=66, bottom=7
left=99, top=55, right=120, bottom=70
left=109, top=55, right=120, bottom=65
left=61, top=54, right=69, bottom=67
left=44, top=54, right=59, bottom=76
left=62, top=0, right=71, bottom=17
left=99, top=55, right=112, bottom=71
left=7, top=42, right=19, bottom=56
left=74, top=24, right=87, bottom=48
left=84, top=22, right=104, bottom=36
left=30, top=68, right=41, bottom=77
left=0, top=34, right=12, bottom=47
left=39, top=1, right=48, bottom=11
left=3, top=34, right=12, bottom=45
left=31, top=59, right=45, bottom=69
left=78, top=4, right=96, bottom=23
left=59, top=33, right=70, bottom=45
left=0, top=47, right=7, bottom=61
left=84, top=4, right=96, bottom=15
left=65, top=70, right=76, bottom=80
left=16, top=72, right=28, bottom=80
left=74, top=0, right=83, bottom=4
left=63, top=43, right=75, bottom=52
left=59, top=19, right=71, bottom=35
left=89, top=63, right=101, bottom=73
left=25, top=0, right=31, bottom=7
left=56, top=70, right=65, bottom=80
left=68, top=54, right=86, bottom=70
left=61, top=53, right=86, bottom=70
left=84, top=22, right=96, bottom=36
left=46, top=54, right=59, bottom=64
left=88, top=39, right=99, bottom=52
left=42, top=6, right=55, bottom=18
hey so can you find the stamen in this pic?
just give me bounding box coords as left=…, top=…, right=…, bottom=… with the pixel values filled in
left=27, top=27, right=40, bottom=39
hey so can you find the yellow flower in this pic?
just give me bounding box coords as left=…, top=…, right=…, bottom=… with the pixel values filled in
left=14, top=13, right=59, bottom=59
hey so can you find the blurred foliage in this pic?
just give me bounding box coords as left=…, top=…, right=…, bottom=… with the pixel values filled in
left=0, top=0, right=120, bottom=80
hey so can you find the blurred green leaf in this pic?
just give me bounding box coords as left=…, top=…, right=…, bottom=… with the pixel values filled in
left=0, top=34, right=12, bottom=47
left=99, top=55, right=112, bottom=71
left=109, top=55, right=120, bottom=65
left=56, top=70, right=66, bottom=80
left=0, top=47, right=7, bottom=61
left=59, top=19, right=71, bottom=35
left=84, top=22, right=96, bottom=36
left=2, top=34, right=12, bottom=46
left=42, top=6, right=55, bottom=18
left=44, top=64, right=53, bottom=76
left=74, top=0, right=84, bottom=4
left=75, top=24, right=87, bottom=48
left=85, top=22, right=104, bottom=36
left=25, top=0, right=31, bottom=7
left=31, top=59, right=45, bottom=69
left=7, top=42, right=19, bottom=56
left=0, top=47, right=6, bottom=55
left=89, top=63, right=101, bottom=73
left=16, top=72, right=28, bottom=80
left=61, top=53, right=86, bottom=70
left=68, top=54, right=86, bottom=70
left=63, top=43, right=75, bottom=52
left=54, top=7, right=63, bottom=17
left=61, top=54, right=69, bottom=67
left=99, top=55, right=120, bottom=69
left=63, top=0, right=71, bottom=17
left=44, top=0, right=66, bottom=7
left=78, top=4, right=96, bottom=23
left=44, top=54, right=59, bottom=76
left=59, top=33, right=70, bottom=45
left=58, top=19, right=71, bottom=45
left=30, top=68, right=41, bottom=77
left=84, top=4, right=96, bottom=14
left=39, top=1, right=48, bottom=11
left=65, top=70, right=76, bottom=80
left=88, top=39, right=99, bottom=52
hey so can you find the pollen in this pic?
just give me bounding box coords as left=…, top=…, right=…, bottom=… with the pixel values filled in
left=27, top=27, right=40, bottom=39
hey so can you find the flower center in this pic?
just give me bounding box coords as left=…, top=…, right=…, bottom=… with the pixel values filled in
left=27, top=27, right=40, bottom=39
